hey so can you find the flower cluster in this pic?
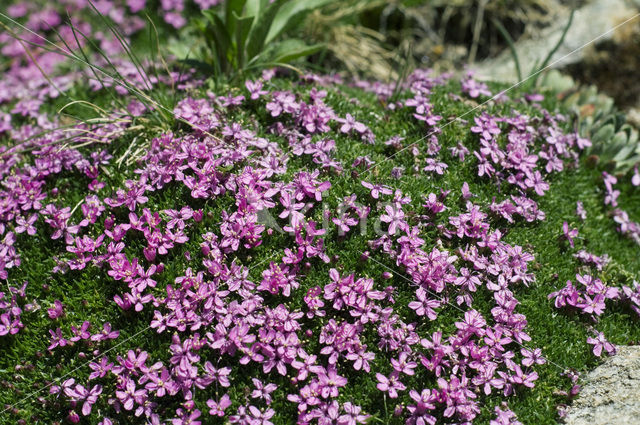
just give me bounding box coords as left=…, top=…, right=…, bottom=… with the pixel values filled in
left=0, top=282, right=27, bottom=337
left=2, top=4, right=639, bottom=421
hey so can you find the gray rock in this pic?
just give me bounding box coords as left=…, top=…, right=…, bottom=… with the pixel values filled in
left=562, top=345, right=640, bottom=425
left=471, top=0, right=639, bottom=83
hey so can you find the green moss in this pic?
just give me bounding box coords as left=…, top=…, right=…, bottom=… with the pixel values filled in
left=1, top=72, right=639, bottom=425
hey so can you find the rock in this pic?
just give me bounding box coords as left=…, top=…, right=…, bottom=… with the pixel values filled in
left=562, top=345, right=640, bottom=425
left=471, top=0, right=639, bottom=83
left=627, top=108, right=640, bottom=129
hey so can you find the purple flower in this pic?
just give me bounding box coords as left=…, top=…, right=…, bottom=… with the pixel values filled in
left=65, top=383, right=103, bottom=416
left=632, top=166, right=640, bottom=186
left=490, top=406, right=523, bottom=425
left=251, top=378, right=278, bottom=405
left=524, top=170, right=549, bottom=196
left=345, top=350, right=375, bottom=372
left=461, top=72, right=491, bottom=98
left=454, top=309, right=487, bottom=337
left=408, top=288, right=440, bottom=320
left=292, top=349, right=323, bottom=381
left=391, top=352, right=417, bottom=376
left=146, top=367, right=177, bottom=397
left=317, top=367, right=348, bottom=398
left=246, top=80, right=268, bottom=100
left=578, top=293, right=606, bottom=316
left=407, top=389, right=438, bottom=425
left=380, top=204, right=406, bottom=235
left=248, top=406, right=275, bottom=425
left=172, top=408, right=201, bottom=425
left=332, top=214, right=358, bottom=234
left=15, top=214, right=37, bottom=235
left=587, top=331, right=616, bottom=357
left=47, top=299, right=64, bottom=319
left=115, top=377, right=146, bottom=410
left=266, top=91, right=298, bottom=117
left=449, top=141, right=470, bottom=162
left=88, top=357, right=113, bottom=380
left=521, top=348, right=546, bottom=367
left=47, top=328, right=68, bottom=350
left=338, top=402, right=369, bottom=425
left=562, top=222, right=579, bottom=248
left=69, top=320, right=91, bottom=342
left=361, top=181, right=392, bottom=199
left=207, top=394, right=232, bottom=416
left=423, top=158, right=448, bottom=175
left=90, top=322, right=120, bottom=341
left=200, top=361, right=232, bottom=387
left=376, top=372, right=406, bottom=398
left=336, top=113, right=367, bottom=134
left=576, top=201, right=587, bottom=220
left=279, top=191, right=305, bottom=224
left=470, top=113, right=501, bottom=142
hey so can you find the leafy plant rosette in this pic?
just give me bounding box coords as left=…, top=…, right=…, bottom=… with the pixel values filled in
left=191, top=0, right=331, bottom=81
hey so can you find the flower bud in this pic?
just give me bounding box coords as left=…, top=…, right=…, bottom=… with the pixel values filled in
left=393, top=405, right=404, bottom=416
left=104, top=216, right=115, bottom=230
left=67, top=410, right=80, bottom=424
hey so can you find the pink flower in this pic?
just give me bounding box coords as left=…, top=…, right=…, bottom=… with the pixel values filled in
left=391, top=352, right=417, bottom=376
left=423, top=158, right=448, bottom=175
left=172, top=408, right=201, bottom=425
left=576, top=201, right=587, bottom=220
left=461, top=72, right=491, bottom=98
left=15, top=214, right=37, bottom=235
left=207, top=394, right=232, bottom=416
left=632, top=166, right=640, bottom=186
left=345, top=350, right=375, bottom=372
left=91, top=322, right=120, bottom=341
left=336, top=113, right=367, bottom=134
left=317, top=367, right=348, bottom=398
left=245, top=80, right=268, bottom=100
left=578, top=294, right=606, bottom=316
left=332, top=214, right=358, bottom=234
left=380, top=204, right=406, bottom=235
left=115, top=378, right=146, bottom=410
left=521, top=348, right=546, bottom=367
left=587, top=331, right=616, bottom=357
left=248, top=406, right=275, bottom=425
left=47, top=299, right=64, bottom=319
left=524, top=170, right=549, bottom=196
left=360, top=181, right=392, bottom=199
left=408, top=288, right=440, bottom=320
left=88, top=357, right=113, bottom=380
left=251, top=378, right=278, bottom=405
left=376, top=372, right=405, bottom=398
left=562, top=222, right=579, bottom=248
left=338, top=402, right=369, bottom=425
left=82, top=385, right=103, bottom=415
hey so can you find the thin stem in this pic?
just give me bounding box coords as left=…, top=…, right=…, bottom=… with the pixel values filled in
left=492, top=17, right=522, bottom=82
left=468, top=0, right=488, bottom=64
